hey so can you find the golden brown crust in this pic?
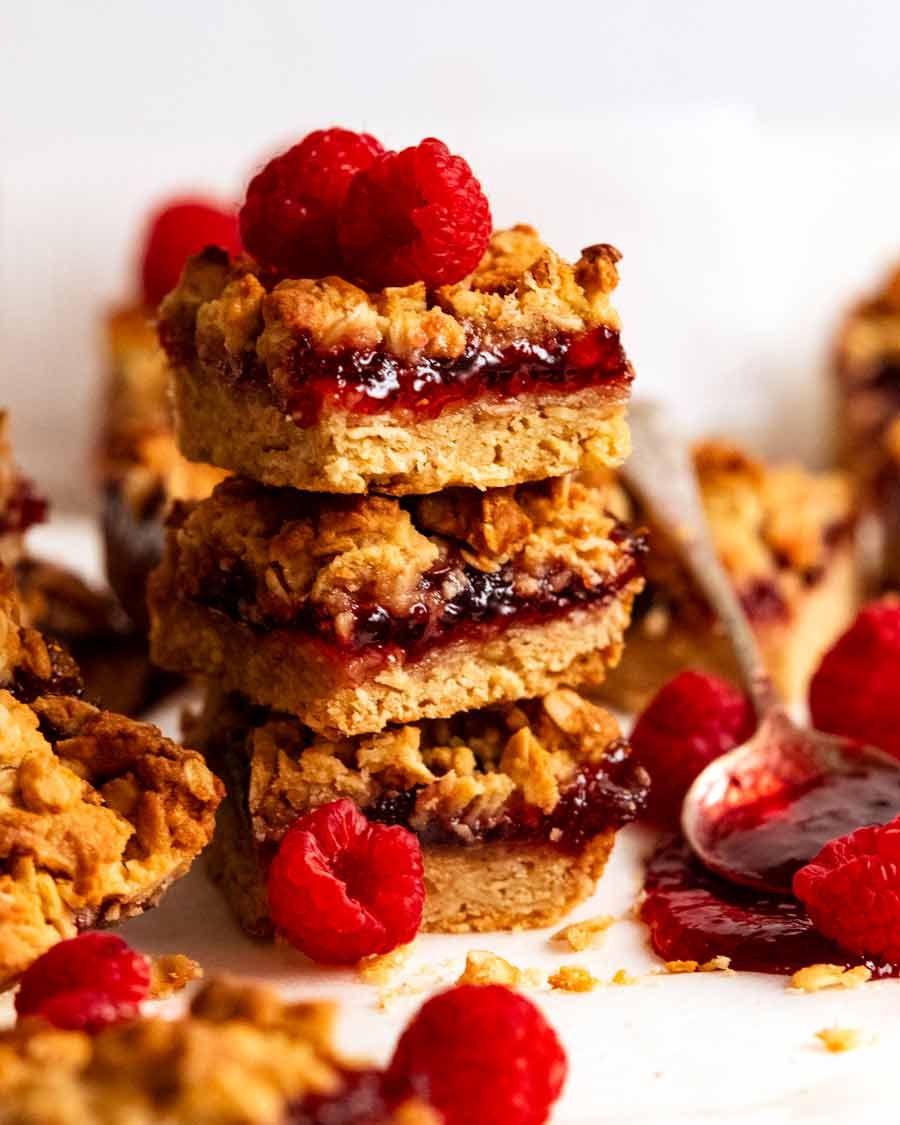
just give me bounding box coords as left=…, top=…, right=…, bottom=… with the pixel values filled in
left=0, top=567, right=222, bottom=988
left=173, top=367, right=631, bottom=495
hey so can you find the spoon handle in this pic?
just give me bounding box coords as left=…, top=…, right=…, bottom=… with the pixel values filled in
left=620, top=401, right=777, bottom=717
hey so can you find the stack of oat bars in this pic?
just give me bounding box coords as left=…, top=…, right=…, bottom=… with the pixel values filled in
left=148, top=223, right=650, bottom=939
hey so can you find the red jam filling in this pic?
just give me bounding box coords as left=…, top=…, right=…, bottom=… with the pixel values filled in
left=367, top=745, right=650, bottom=853
left=642, top=836, right=898, bottom=976
left=198, top=542, right=641, bottom=670
left=281, top=325, right=631, bottom=424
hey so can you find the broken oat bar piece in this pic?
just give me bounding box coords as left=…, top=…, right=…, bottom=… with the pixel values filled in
left=148, top=474, right=644, bottom=736
left=159, top=226, right=634, bottom=496
left=98, top=304, right=226, bottom=628
left=0, top=977, right=437, bottom=1124
left=0, top=567, right=222, bottom=989
left=193, top=686, right=648, bottom=934
left=595, top=439, right=859, bottom=710
left=833, top=262, right=900, bottom=588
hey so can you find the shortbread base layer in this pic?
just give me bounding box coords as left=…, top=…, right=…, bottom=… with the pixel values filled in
left=149, top=583, right=639, bottom=737
left=208, top=794, right=616, bottom=938
left=174, top=362, right=630, bottom=495
left=598, top=545, right=859, bottom=712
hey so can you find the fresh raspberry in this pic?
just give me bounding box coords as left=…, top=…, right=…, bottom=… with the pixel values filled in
left=240, top=128, right=384, bottom=277
left=809, top=599, right=900, bottom=760
left=337, top=138, right=492, bottom=288
left=15, top=933, right=150, bottom=1032
left=266, top=798, right=424, bottom=964
left=793, top=815, right=900, bottom=961
left=139, top=197, right=241, bottom=307
left=630, top=670, right=756, bottom=826
left=384, top=984, right=566, bottom=1125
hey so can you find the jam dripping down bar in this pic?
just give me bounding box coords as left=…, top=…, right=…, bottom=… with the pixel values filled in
left=595, top=440, right=859, bottom=710
left=159, top=226, right=634, bottom=496
left=148, top=474, right=645, bottom=736
left=0, top=566, right=222, bottom=989
left=192, top=686, right=649, bottom=935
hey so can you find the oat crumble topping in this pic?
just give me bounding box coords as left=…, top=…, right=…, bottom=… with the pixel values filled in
left=161, top=226, right=624, bottom=382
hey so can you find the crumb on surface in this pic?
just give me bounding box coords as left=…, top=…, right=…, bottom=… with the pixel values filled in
left=611, top=968, right=639, bottom=986
left=816, top=1027, right=865, bottom=1053
left=664, top=960, right=700, bottom=974
left=789, top=964, right=872, bottom=992
left=548, top=965, right=599, bottom=992
left=700, top=955, right=733, bottom=973
left=456, top=950, right=522, bottom=988
left=357, top=942, right=415, bottom=985
left=552, top=914, right=615, bottom=952
left=149, top=953, right=202, bottom=999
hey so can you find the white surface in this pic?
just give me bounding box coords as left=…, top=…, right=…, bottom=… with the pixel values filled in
left=5, top=519, right=900, bottom=1123
left=4, top=1, right=900, bottom=507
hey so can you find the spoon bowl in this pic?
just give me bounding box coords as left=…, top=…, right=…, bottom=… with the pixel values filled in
left=681, top=707, right=900, bottom=894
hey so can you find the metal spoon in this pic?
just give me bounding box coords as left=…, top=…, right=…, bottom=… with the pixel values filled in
left=621, top=401, right=900, bottom=894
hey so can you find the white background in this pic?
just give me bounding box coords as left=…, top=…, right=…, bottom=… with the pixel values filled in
left=4, top=0, right=900, bottom=507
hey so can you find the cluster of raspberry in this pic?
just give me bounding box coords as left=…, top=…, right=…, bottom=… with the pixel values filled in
left=133, top=127, right=649, bottom=963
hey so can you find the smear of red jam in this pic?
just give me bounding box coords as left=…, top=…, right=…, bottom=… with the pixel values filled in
left=368, top=747, right=650, bottom=854
left=0, top=477, right=46, bottom=537
left=278, top=324, right=631, bottom=423
left=642, top=836, right=898, bottom=976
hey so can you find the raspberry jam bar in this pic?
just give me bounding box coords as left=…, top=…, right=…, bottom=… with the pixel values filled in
left=0, top=978, right=437, bottom=1124
left=834, top=263, right=900, bottom=587
left=597, top=440, right=858, bottom=710
left=194, top=686, right=648, bottom=934
left=99, top=305, right=226, bottom=627
left=0, top=567, right=222, bottom=988
left=148, top=474, right=644, bottom=736
left=159, top=226, right=634, bottom=496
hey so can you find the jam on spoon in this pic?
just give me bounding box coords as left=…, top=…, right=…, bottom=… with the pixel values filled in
left=623, top=401, right=900, bottom=894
